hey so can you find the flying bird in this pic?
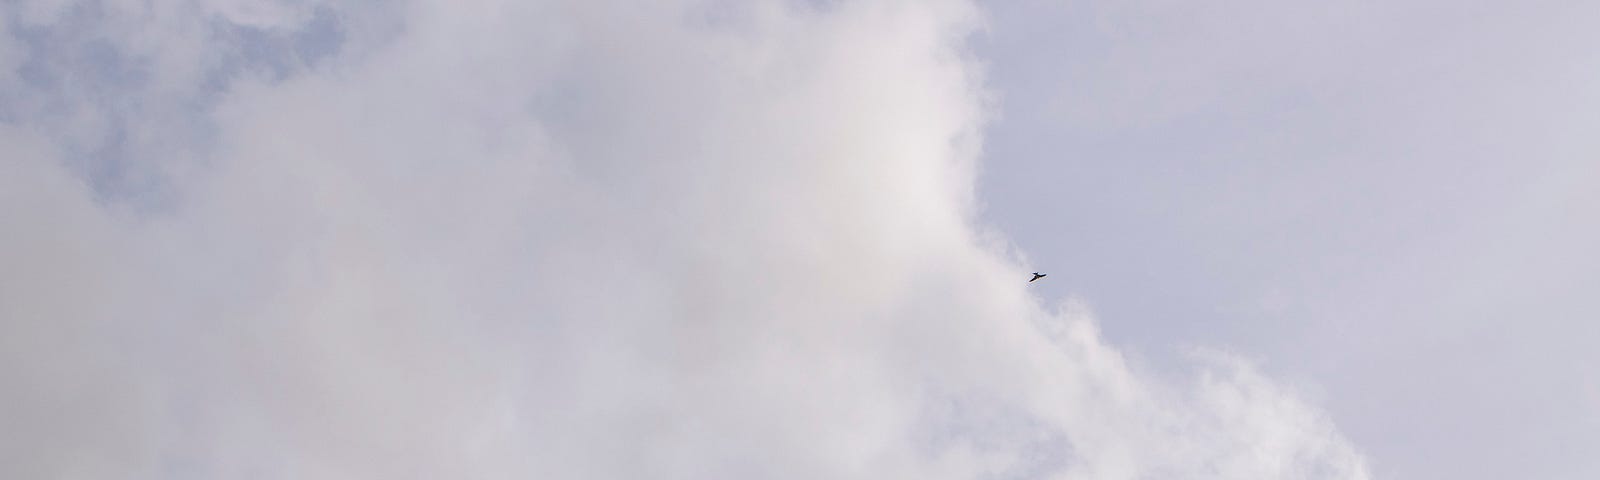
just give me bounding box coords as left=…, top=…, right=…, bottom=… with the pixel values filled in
left=1029, top=272, right=1047, bottom=283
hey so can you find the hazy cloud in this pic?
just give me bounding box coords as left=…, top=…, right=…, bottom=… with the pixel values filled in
left=1, top=1, right=1368, bottom=478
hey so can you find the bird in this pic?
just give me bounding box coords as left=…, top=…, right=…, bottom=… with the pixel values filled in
left=1029, top=272, right=1047, bottom=283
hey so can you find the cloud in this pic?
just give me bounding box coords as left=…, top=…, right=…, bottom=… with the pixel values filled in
left=1, top=0, right=1368, bottom=478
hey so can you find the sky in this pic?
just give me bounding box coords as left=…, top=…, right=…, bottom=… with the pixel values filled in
left=0, top=0, right=1593, bottom=479
left=976, top=0, right=1600, bottom=478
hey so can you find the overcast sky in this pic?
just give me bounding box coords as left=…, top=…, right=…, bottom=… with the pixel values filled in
left=976, top=1, right=1599, bottom=478
left=1, top=1, right=1594, bottom=479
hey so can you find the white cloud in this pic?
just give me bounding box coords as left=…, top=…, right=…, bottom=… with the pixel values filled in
left=0, top=1, right=1368, bottom=478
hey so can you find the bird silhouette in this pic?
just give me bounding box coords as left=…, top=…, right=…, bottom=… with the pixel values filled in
left=1029, top=272, right=1047, bottom=283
